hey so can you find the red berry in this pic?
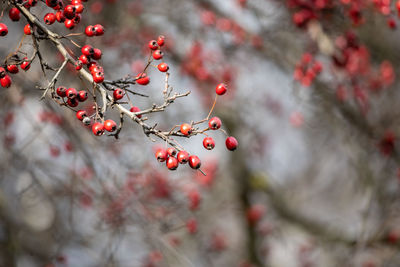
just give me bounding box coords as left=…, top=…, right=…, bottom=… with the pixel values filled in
left=44, top=13, right=56, bottom=25
left=0, top=23, right=8, bottom=36
left=104, top=119, right=117, bottom=132
left=64, top=19, right=75, bottom=29
left=113, top=88, right=124, bottom=100
left=85, top=25, right=96, bottom=37
left=203, top=137, right=215, bottom=150
left=0, top=75, right=11, bottom=88
left=92, top=122, right=104, bottom=136
left=0, top=67, right=5, bottom=78
left=157, top=63, right=169, bottom=72
left=56, top=86, right=67, bottom=97
left=208, top=117, right=222, bottom=130
left=136, top=73, right=150, bottom=85
left=67, top=98, right=79, bottom=107
left=81, top=45, right=94, bottom=57
left=92, top=48, right=102, bottom=60
left=77, top=90, right=88, bottom=102
left=188, top=155, right=201, bottom=169
left=7, top=65, right=18, bottom=74
left=74, top=3, right=84, bottom=13
left=186, top=218, right=197, bottom=234
left=24, top=24, right=32, bottom=35
left=76, top=110, right=87, bottom=120
left=180, top=123, right=192, bottom=136
left=63, top=5, right=76, bottom=19
left=20, top=59, right=31, bottom=71
left=148, top=40, right=158, bottom=50
left=157, top=35, right=165, bottom=46
left=79, top=54, right=89, bottom=65
left=216, top=83, right=227, bottom=95
left=55, top=11, right=65, bottom=22
left=225, top=136, right=238, bottom=151
left=177, top=150, right=189, bottom=164
left=166, top=156, right=179, bottom=170
left=130, top=106, right=142, bottom=118
left=9, top=8, right=21, bottom=21
left=92, top=71, right=104, bottom=83
left=167, top=147, right=177, bottom=157
left=155, top=148, right=168, bottom=162
left=66, top=87, right=78, bottom=99
left=152, top=50, right=163, bottom=60
left=94, top=24, right=104, bottom=36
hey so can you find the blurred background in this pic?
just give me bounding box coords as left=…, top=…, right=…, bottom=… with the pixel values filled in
left=1, top=0, right=400, bottom=266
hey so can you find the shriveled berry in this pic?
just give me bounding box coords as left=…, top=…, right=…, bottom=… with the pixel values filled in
left=67, top=98, right=78, bottom=107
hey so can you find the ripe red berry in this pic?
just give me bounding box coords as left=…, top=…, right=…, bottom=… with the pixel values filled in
left=130, top=106, right=142, bottom=118
left=28, top=0, right=38, bottom=6
left=92, top=122, right=104, bottom=136
left=79, top=54, right=89, bottom=65
left=64, top=19, right=75, bottom=29
left=7, top=65, right=18, bottom=74
left=24, top=24, right=32, bottom=35
left=76, top=110, right=87, bottom=120
left=113, top=88, right=125, bottom=100
left=77, top=90, right=88, bottom=102
left=157, top=63, right=169, bottom=72
left=81, top=45, right=94, bottom=57
left=92, top=71, right=104, bottom=83
left=180, top=123, right=192, bottom=136
left=63, top=5, right=76, bottom=19
left=66, top=87, right=78, bottom=99
left=188, top=155, right=201, bottom=169
left=136, top=73, right=150, bottom=85
left=166, top=156, right=179, bottom=170
left=92, top=48, right=102, bottom=60
left=67, top=98, right=79, bottom=107
left=9, top=8, right=21, bottom=21
left=55, top=10, right=65, bottom=22
left=157, top=35, right=165, bottom=46
left=148, top=40, right=158, bottom=50
left=74, top=3, right=84, bottom=13
left=104, top=119, right=117, bottom=132
left=44, top=13, right=56, bottom=25
left=56, top=86, right=67, bottom=97
left=177, top=150, right=189, bottom=164
left=152, top=50, right=163, bottom=60
left=155, top=148, right=168, bottom=162
left=167, top=147, right=177, bottom=157
left=203, top=137, right=215, bottom=150
left=0, top=75, right=11, bottom=88
left=94, top=24, right=104, bottom=36
left=20, top=59, right=31, bottom=71
left=208, top=117, right=222, bottom=130
left=216, top=83, right=227, bottom=95
left=0, top=23, right=8, bottom=36
left=225, top=136, right=238, bottom=151
left=85, top=25, right=96, bottom=37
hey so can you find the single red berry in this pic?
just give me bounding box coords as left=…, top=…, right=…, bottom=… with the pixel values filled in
left=180, top=123, right=192, bottom=136
left=56, top=10, right=65, bottom=22
left=92, top=48, right=102, bottom=60
left=94, top=24, right=104, bottom=36
left=20, top=59, right=31, bottom=71
left=0, top=67, right=5, bottom=78
left=225, top=136, right=238, bottom=151
left=92, top=122, right=104, bottom=136
left=157, top=63, right=169, bottom=72
left=148, top=40, right=158, bottom=50
left=79, top=54, right=89, bottom=65
left=85, top=25, right=96, bottom=37
left=208, top=117, right=222, bottom=130
left=56, top=86, right=67, bottom=97
left=7, top=65, right=18, bottom=74
left=67, top=98, right=79, bottom=107
left=166, top=156, right=179, bottom=170
left=0, top=75, right=11, bottom=88
left=64, top=19, right=75, bottom=29
left=152, top=50, right=163, bottom=60
left=44, top=13, right=56, bottom=25
left=167, top=147, right=177, bottom=157
left=136, top=73, right=150, bottom=85
left=81, top=45, right=94, bottom=57
left=130, top=106, right=142, bottom=118
left=157, top=35, right=165, bottom=46
left=216, top=83, right=227, bottom=95
left=92, top=71, right=104, bottom=83
left=113, top=88, right=125, bottom=100
left=9, top=8, right=21, bottom=21
left=104, top=119, right=117, bottom=132
left=63, top=5, right=76, bottom=19
left=155, top=148, right=168, bottom=162
left=74, top=3, right=84, bottom=13
left=24, top=24, right=32, bottom=35
left=66, top=87, right=78, bottom=99
left=75, top=60, right=83, bottom=70
left=203, top=137, right=215, bottom=150
left=177, top=150, right=189, bottom=164
left=188, top=155, right=201, bottom=169
left=77, top=90, right=88, bottom=102
left=76, top=110, right=87, bottom=120
left=0, top=23, right=8, bottom=36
